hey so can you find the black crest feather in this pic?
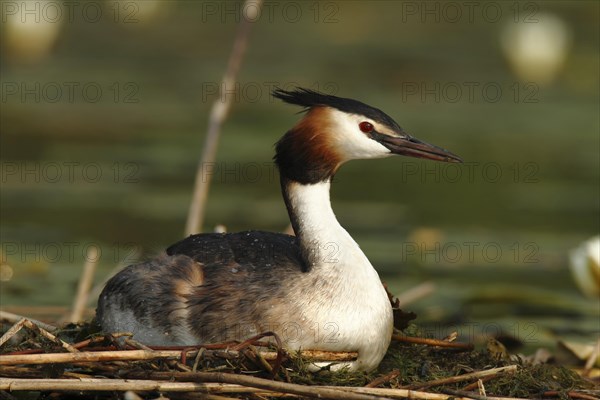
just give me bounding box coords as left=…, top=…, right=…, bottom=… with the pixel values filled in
left=272, top=87, right=402, bottom=131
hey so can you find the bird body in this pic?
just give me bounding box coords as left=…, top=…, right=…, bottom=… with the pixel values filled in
left=97, top=88, right=461, bottom=371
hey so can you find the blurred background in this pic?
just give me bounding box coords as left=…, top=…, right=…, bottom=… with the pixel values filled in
left=1, top=1, right=598, bottom=356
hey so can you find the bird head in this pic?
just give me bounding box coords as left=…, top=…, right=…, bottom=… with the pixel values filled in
left=273, top=88, right=462, bottom=184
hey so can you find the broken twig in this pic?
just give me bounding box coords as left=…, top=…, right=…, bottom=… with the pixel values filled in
left=392, top=334, right=474, bottom=350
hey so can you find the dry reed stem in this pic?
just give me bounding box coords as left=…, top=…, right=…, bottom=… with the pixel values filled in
left=21, top=319, right=78, bottom=353
left=0, top=377, right=388, bottom=400
left=333, top=385, right=530, bottom=400
left=0, top=348, right=356, bottom=366
left=392, top=334, right=474, bottom=350
left=0, top=349, right=164, bottom=365
left=185, top=0, right=263, bottom=235
left=0, top=377, right=535, bottom=400
left=181, top=395, right=245, bottom=400
left=365, top=369, right=400, bottom=388
left=0, top=378, right=255, bottom=394
left=0, top=319, right=26, bottom=348
left=124, top=338, right=154, bottom=351
left=583, top=338, right=599, bottom=376
left=442, top=388, right=491, bottom=400
left=126, top=371, right=489, bottom=400
left=461, top=374, right=496, bottom=391
left=128, top=371, right=530, bottom=400
left=192, top=347, right=205, bottom=372
left=477, top=378, right=486, bottom=396
left=201, top=396, right=250, bottom=400
left=0, top=318, right=77, bottom=353
left=68, top=245, right=99, bottom=323
left=244, top=346, right=274, bottom=375
left=402, top=365, right=518, bottom=390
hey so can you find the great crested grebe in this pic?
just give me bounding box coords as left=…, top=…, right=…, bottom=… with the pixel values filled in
left=97, top=88, right=462, bottom=371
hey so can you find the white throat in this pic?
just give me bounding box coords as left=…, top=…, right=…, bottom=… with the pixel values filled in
left=284, top=179, right=371, bottom=273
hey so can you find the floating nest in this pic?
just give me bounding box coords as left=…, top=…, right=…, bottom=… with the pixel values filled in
left=0, top=313, right=597, bottom=400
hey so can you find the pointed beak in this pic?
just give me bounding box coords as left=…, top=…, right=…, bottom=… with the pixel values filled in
left=378, top=133, right=463, bottom=163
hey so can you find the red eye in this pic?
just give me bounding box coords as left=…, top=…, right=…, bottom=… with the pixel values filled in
left=359, top=121, right=374, bottom=133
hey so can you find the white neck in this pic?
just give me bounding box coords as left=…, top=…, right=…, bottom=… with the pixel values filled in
left=280, top=177, right=393, bottom=371
left=283, top=179, right=371, bottom=272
